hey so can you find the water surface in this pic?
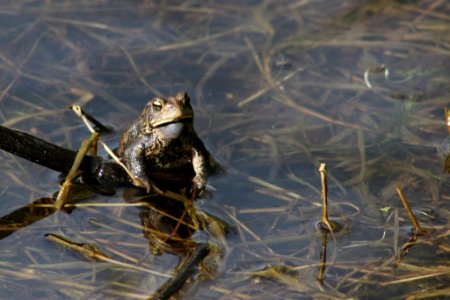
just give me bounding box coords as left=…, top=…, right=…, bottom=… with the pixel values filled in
left=0, top=1, right=449, bottom=299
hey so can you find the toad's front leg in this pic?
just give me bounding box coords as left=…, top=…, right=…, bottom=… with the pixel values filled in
left=124, top=143, right=160, bottom=193
left=191, top=146, right=208, bottom=198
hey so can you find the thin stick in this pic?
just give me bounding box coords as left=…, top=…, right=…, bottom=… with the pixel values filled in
left=319, top=163, right=333, bottom=232
left=395, top=186, right=424, bottom=235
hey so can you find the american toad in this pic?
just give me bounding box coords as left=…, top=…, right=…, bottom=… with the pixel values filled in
left=117, top=92, right=213, bottom=195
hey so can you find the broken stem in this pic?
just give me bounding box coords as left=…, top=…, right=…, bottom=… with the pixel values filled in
left=395, top=186, right=424, bottom=235
left=319, top=163, right=333, bottom=232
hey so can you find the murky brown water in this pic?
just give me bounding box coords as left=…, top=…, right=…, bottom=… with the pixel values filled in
left=0, top=1, right=449, bottom=299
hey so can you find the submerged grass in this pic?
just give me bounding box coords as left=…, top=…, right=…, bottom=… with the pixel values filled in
left=0, top=0, right=449, bottom=299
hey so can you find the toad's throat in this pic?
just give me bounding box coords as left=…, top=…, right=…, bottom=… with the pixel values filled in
left=157, top=121, right=191, bottom=139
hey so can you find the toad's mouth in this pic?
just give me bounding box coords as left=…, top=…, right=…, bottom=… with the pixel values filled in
left=152, top=114, right=193, bottom=128
left=157, top=120, right=191, bottom=139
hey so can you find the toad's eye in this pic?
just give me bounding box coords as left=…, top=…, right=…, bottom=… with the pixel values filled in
left=152, top=99, right=164, bottom=111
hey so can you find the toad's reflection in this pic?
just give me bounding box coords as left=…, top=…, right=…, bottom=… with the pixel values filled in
left=123, top=174, right=229, bottom=257
left=124, top=188, right=196, bottom=255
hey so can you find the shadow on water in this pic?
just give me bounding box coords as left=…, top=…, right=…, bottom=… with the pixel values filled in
left=0, top=0, right=449, bottom=299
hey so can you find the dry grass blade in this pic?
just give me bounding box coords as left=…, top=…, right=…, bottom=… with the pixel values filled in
left=46, top=234, right=172, bottom=278
left=380, top=267, right=450, bottom=286
left=55, top=132, right=99, bottom=210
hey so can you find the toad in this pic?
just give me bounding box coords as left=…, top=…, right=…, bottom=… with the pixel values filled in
left=117, top=92, right=214, bottom=195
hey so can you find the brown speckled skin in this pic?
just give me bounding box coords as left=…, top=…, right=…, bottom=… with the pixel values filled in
left=117, top=92, right=209, bottom=193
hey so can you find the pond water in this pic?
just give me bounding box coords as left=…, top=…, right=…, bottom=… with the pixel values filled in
left=0, top=1, right=449, bottom=299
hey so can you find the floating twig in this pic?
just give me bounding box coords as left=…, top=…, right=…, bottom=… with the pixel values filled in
left=153, top=243, right=210, bottom=300
left=395, top=186, right=425, bottom=235
left=393, top=187, right=427, bottom=266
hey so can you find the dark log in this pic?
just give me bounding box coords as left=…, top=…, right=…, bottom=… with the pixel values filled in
left=0, top=125, right=130, bottom=186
